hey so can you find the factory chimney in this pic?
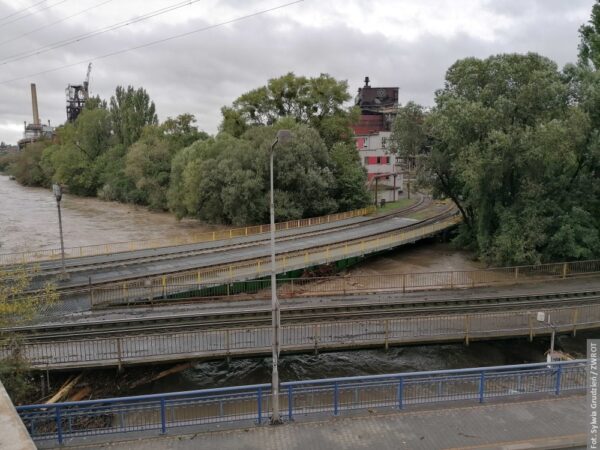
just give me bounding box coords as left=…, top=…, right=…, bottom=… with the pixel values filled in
left=30, top=83, right=40, bottom=126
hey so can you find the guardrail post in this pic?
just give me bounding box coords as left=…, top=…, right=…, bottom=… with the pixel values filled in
left=257, top=387, right=263, bottom=424
left=479, top=372, right=485, bottom=403
left=397, top=377, right=404, bottom=409
left=555, top=364, right=562, bottom=395
left=55, top=406, right=64, bottom=444
left=384, top=320, right=389, bottom=351
left=562, top=263, right=567, bottom=279
left=288, top=385, right=293, bottom=420
left=160, top=398, right=167, bottom=434
left=572, top=309, right=579, bottom=337
left=529, top=316, right=534, bottom=342
left=333, top=382, right=339, bottom=416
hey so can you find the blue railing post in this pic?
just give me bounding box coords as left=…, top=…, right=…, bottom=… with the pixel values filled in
left=55, top=406, right=64, bottom=445
left=479, top=371, right=485, bottom=403
left=397, top=377, right=404, bottom=409
left=555, top=364, right=562, bottom=395
left=287, top=386, right=293, bottom=421
left=333, top=382, right=339, bottom=416
left=160, top=398, right=167, bottom=434
left=257, top=387, right=262, bottom=424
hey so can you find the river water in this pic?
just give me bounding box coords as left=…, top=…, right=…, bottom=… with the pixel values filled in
left=0, top=175, right=590, bottom=396
left=0, top=175, right=223, bottom=254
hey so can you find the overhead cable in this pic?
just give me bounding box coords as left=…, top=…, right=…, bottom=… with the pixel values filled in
left=0, top=0, right=115, bottom=48
left=0, top=0, right=305, bottom=84
left=0, top=0, right=204, bottom=65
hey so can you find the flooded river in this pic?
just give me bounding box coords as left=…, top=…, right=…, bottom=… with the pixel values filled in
left=0, top=175, right=223, bottom=254
left=0, top=176, right=590, bottom=397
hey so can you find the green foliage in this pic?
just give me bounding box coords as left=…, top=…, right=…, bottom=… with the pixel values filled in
left=220, top=72, right=355, bottom=148
left=10, top=141, right=51, bottom=186
left=0, top=265, right=58, bottom=404
left=170, top=123, right=367, bottom=225
left=110, top=85, right=158, bottom=147
left=125, top=127, right=174, bottom=210
left=330, top=142, right=371, bottom=211
left=390, top=101, right=427, bottom=170
left=424, top=52, right=600, bottom=265
left=579, top=2, right=600, bottom=70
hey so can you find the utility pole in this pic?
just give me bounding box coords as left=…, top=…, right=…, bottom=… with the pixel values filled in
left=52, top=184, right=67, bottom=280
left=269, top=130, right=291, bottom=424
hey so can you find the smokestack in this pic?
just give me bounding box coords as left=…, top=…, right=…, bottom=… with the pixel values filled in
left=30, top=83, right=40, bottom=125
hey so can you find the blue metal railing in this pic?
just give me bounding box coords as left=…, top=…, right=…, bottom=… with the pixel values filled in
left=16, top=360, right=586, bottom=444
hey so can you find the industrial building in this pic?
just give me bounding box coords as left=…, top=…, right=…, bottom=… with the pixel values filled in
left=17, top=83, right=55, bottom=150
left=352, top=77, right=402, bottom=201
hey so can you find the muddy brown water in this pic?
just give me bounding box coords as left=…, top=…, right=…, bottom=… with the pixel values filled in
left=0, top=175, right=592, bottom=398
left=0, top=175, right=224, bottom=254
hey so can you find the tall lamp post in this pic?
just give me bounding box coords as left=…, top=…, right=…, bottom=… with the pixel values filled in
left=269, top=129, right=291, bottom=424
left=52, top=184, right=67, bottom=280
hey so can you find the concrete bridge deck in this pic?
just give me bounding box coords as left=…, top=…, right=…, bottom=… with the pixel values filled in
left=6, top=277, right=600, bottom=370
left=50, top=394, right=588, bottom=450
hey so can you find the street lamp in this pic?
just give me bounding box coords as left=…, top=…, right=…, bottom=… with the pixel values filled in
left=52, top=184, right=67, bottom=280
left=269, top=129, right=291, bottom=424
left=536, top=311, right=557, bottom=363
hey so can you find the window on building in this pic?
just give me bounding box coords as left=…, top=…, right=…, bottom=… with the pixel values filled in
left=364, top=157, right=369, bottom=165
left=381, top=137, right=387, bottom=148
left=363, top=137, right=369, bottom=148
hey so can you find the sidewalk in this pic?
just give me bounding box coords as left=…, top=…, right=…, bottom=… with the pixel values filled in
left=64, top=394, right=587, bottom=450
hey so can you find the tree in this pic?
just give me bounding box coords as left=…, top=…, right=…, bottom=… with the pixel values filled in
left=390, top=101, right=427, bottom=171
left=330, top=142, right=371, bottom=211
left=0, top=265, right=58, bottom=404
left=110, top=86, right=158, bottom=147
left=169, top=123, right=355, bottom=225
left=220, top=73, right=355, bottom=148
left=579, top=1, right=600, bottom=70
left=425, top=52, right=599, bottom=264
left=10, top=141, right=51, bottom=187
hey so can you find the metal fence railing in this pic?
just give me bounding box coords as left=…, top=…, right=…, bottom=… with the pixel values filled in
left=3, top=303, right=597, bottom=370
left=90, top=213, right=462, bottom=307
left=16, top=360, right=587, bottom=444
left=0, top=206, right=376, bottom=266
left=89, top=259, right=600, bottom=308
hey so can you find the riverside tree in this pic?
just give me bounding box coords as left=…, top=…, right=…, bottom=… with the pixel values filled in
left=424, top=51, right=600, bottom=265
left=219, top=72, right=359, bottom=148
left=0, top=266, right=58, bottom=403
left=169, top=122, right=369, bottom=225
left=390, top=101, right=428, bottom=171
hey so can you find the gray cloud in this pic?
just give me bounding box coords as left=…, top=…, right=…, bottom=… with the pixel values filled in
left=0, top=0, right=595, bottom=144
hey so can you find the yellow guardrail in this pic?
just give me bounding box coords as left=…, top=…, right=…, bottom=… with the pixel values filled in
left=0, top=206, right=376, bottom=266
left=91, top=252, right=600, bottom=308
left=91, top=212, right=462, bottom=306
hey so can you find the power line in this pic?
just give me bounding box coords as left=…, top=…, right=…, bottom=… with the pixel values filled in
left=0, top=0, right=203, bottom=65
left=0, top=0, right=305, bottom=85
left=0, top=0, right=69, bottom=28
left=0, top=0, right=46, bottom=22
left=0, top=0, right=115, bottom=48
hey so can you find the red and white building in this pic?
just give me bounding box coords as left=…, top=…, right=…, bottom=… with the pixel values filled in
left=351, top=77, right=402, bottom=197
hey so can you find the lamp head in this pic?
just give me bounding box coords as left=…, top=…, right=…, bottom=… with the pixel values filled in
left=52, top=184, right=62, bottom=202
left=276, top=129, right=292, bottom=144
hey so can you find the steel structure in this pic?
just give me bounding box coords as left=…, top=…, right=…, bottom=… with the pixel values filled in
left=65, top=63, right=91, bottom=122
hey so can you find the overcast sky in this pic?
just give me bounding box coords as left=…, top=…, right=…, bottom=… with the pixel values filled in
left=0, top=0, right=595, bottom=144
